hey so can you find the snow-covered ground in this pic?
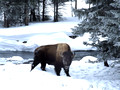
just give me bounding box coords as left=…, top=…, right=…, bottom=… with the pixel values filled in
left=0, top=16, right=94, bottom=51
left=0, top=1, right=95, bottom=52
left=0, top=1, right=120, bottom=90
left=0, top=56, right=120, bottom=90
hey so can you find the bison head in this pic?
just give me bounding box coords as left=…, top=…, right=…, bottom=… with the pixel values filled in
left=62, top=51, right=74, bottom=70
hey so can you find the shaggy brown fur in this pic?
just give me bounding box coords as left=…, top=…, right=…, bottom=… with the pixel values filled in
left=56, top=43, right=71, bottom=62
left=31, top=43, right=73, bottom=76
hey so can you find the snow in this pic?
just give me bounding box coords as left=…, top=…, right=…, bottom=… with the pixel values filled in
left=0, top=17, right=95, bottom=51
left=6, top=56, right=24, bottom=61
left=0, top=1, right=120, bottom=90
left=0, top=56, right=120, bottom=90
left=0, top=1, right=95, bottom=52
left=80, top=56, right=98, bottom=63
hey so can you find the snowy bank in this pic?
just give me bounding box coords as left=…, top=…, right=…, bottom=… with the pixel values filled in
left=0, top=17, right=96, bottom=52
left=0, top=1, right=96, bottom=52
left=0, top=56, right=120, bottom=90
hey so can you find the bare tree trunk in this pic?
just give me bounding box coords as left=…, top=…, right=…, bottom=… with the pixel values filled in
left=54, top=0, right=58, bottom=22
left=56, top=0, right=58, bottom=22
left=42, top=0, right=46, bottom=21
left=37, top=0, right=40, bottom=21
left=89, top=0, right=91, bottom=9
left=71, top=0, right=73, bottom=17
left=24, top=1, right=29, bottom=26
left=96, top=0, right=98, bottom=9
left=4, top=3, right=10, bottom=28
left=54, top=0, right=56, bottom=21
left=4, top=11, right=9, bottom=28
left=30, top=9, right=36, bottom=22
left=75, top=0, right=77, bottom=9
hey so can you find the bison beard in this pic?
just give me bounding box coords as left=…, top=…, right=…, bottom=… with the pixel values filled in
left=31, top=43, right=73, bottom=77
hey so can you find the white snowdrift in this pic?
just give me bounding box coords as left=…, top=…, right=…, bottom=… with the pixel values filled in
left=0, top=1, right=95, bottom=52
left=0, top=1, right=119, bottom=90
left=80, top=56, right=98, bottom=63
left=0, top=56, right=120, bottom=90
left=6, top=56, right=24, bottom=61
left=0, top=18, right=95, bottom=52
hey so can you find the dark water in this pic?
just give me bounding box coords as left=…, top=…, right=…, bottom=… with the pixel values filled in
left=0, top=50, right=99, bottom=64
left=0, top=51, right=34, bottom=59
left=73, top=50, right=99, bottom=60
left=0, top=51, right=34, bottom=64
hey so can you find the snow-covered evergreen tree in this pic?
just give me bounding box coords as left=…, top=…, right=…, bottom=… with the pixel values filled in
left=72, top=0, right=120, bottom=66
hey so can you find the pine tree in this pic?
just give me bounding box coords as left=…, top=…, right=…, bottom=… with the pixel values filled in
left=0, top=0, right=29, bottom=27
left=53, top=0, right=67, bottom=22
left=72, top=0, right=120, bottom=66
left=30, top=0, right=40, bottom=22
left=0, top=0, right=73, bottom=27
left=0, top=0, right=41, bottom=27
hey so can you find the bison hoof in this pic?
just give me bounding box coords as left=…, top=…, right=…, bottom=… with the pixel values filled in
left=41, top=68, right=46, bottom=71
left=67, top=75, right=71, bottom=77
left=57, top=74, right=60, bottom=76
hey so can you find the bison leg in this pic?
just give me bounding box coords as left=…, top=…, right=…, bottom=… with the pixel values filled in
left=63, top=67, right=70, bottom=77
left=54, top=66, right=61, bottom=76
left=41, top=62, right=46, bottom=71
left=104, top=60, right=109, bottom=67
left=31, top=56, right=40, bottom=71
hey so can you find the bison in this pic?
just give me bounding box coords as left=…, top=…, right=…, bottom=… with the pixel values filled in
left=31, top=43, right=74, bottom=76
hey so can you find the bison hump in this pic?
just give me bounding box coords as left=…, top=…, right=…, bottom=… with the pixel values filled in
left=56, top=43, right=71, bottom=61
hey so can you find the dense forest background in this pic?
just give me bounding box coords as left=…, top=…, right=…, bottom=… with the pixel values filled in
left=0, top=0, right=72, bottom=27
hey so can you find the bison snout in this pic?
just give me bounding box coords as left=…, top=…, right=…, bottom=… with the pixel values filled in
left=64, top=66, right=69, bottom=70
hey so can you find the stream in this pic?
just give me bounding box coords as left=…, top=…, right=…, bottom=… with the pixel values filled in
left=0, top=50, right=99, bottom=64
